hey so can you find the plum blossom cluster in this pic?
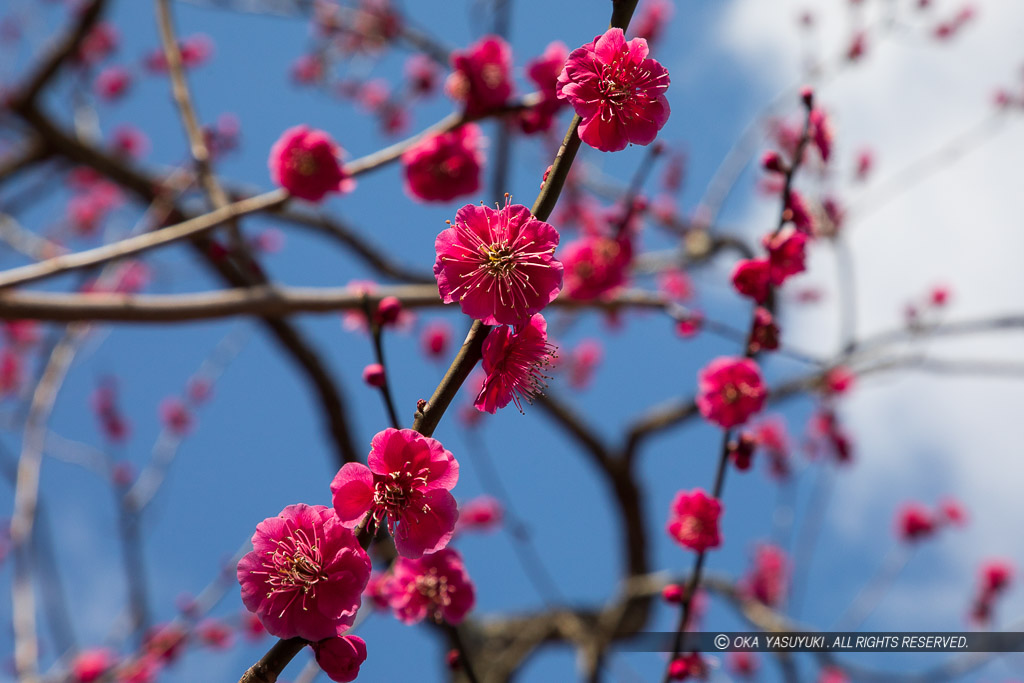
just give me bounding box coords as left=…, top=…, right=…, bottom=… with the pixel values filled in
left=732, top=94, right=835, bottom=312
left=895, top=498, right=966, bottom=543
left=433, top=199, right=563, bottom=413
left=235, top=427, right=477, bottom=680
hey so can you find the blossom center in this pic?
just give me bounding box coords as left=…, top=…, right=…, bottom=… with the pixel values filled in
left=496, top=335, right=556, bottom=413
left=289, top=148, right=318, bottom=176
left=722, top=381, right=758, bottom=405
left=481, top=64, right=503, bottom=89
left=414, top=567, right=453, bottom=617
left=371, top=467, right=430, bottom=531
left=598, top=51, right=640, bottom=106
left=679, top=516, right=705, bottom=541
left=482, top=243, right=519, bottom=276
left=262, top=528, right=327, bottom=612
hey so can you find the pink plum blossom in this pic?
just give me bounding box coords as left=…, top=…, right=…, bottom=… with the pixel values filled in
left=434, top=200, right=563, bottom=326
left=269, top=125, right=353, bottom=202
left=71, top=649, right=116, bottom=682
left=237, top=504, right=371, bottom=641
left=474, top=314, right=557, bottom=413
left=457, top=495, right=504, bottom=533
left=667, top=489, right=722, bottom=552
left=445, top=36, right=513, bottom=117
left=313, top=635, right=368, bottom=682
left=331, top=428, right=459, bottom=558
left=696, top=357, right=767, bottom=429
left=561, top=233, right=632, bottom=300
left=556, top=28, right=670, bottom=152
left=386, top=548, right=476, bottom=624
left=519, top=41, right=569, bottom=134
left=402, top=124, right=484, bottom=202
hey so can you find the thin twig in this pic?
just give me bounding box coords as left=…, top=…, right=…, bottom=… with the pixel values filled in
left=155, top=0, right=245, bottom=251
left=10, top=327, right=87, bottom=683
left=362, top=297, right=402, bottom=429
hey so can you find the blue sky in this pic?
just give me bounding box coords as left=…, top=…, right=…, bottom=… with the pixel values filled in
left=2, top=0, right=1023, bottom=681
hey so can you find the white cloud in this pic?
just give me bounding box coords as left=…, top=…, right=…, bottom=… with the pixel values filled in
left=711, top=0, right=1024, bottom=627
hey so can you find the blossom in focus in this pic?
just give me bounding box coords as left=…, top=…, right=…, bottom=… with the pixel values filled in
left=556, top=28, right=670, bottom=152
left=434, top=200, right=562, bottom=326
left=331, top=428, right=459, bottom=558
left=236, top=504, right=371, bottom=641
left=475, top=314, right=557, bottom=414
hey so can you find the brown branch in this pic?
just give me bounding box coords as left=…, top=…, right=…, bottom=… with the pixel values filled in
left=532, top=116, right=582, bottom=222
left=412, top=320, right=490, bottom=438
left=0, top=190, right=288, bottom=291
left=238, top=638, right=307, bottom=683
left=0, top=141, right=51, bottom=186
left=0, top=285, right=681, bottom=322
left=0, top=212, right=67, bottom=262
left=12, top=100, right=362, bottom=469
